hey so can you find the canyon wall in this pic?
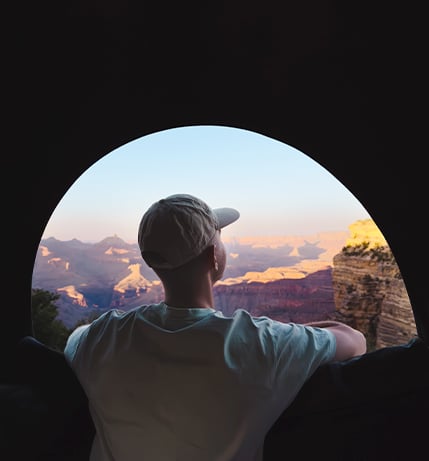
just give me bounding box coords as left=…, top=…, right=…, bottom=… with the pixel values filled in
left=214, top=268, right=335, bottom=324
left=332, top=220, right=417, bottom=350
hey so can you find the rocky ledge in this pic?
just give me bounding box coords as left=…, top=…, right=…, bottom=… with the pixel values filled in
left=332, top=220, right=417, bottom=351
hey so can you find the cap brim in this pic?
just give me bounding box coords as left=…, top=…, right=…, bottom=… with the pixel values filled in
left=213, top=207, right=240, bottom=228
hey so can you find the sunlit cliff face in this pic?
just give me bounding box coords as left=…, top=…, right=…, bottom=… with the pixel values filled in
left=114, top=264, right=153, bottom=294
left=57, top=285, right=88, bottom=307
left=345, top=219, right=387, bottom=248
left=40, top=245, right=51, bottom=257
left=217, top=260, right=331, bottom=286
left=105, top=246, right=130, bottom=255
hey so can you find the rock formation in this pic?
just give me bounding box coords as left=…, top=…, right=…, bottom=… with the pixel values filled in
left=332, top=219, right=417, bottom=351
left=214, top=268, right=335, bottom=324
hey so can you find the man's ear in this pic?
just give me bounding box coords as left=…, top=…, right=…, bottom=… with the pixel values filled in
left=213, top=244, right=219, bottom=271
left=205, top=244, right=217, bottom=270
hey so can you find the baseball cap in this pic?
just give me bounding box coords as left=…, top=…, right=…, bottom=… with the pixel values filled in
left=138, top=194, right=240, bottom=269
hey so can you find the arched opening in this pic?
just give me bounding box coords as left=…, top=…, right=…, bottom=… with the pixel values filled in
left=31, top=125, right=417, bottom=353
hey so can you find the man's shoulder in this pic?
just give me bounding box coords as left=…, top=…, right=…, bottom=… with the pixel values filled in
left=64, top=324, right=90, bottom=363
left=217, top=309, right=296, bottom=341
left=65, top=307, right=145, bottom=348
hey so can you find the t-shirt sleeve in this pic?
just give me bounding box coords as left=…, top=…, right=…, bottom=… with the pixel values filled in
left=63, top=324, right=90, bottom=365
left=63, top=309, right=126, bottom=367
left=270, top=322, right=336, bottom=407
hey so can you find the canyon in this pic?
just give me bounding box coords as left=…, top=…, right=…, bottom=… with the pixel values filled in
left=32, top=220, right=417, bottom=350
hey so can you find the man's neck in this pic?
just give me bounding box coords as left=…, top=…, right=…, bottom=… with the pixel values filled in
left=163, top=278, right=214, bottom=309
left=163, top=293, right=214, bottom=309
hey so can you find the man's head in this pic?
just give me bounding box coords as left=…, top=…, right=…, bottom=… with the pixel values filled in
left=138, top=194, right=240, bottom=271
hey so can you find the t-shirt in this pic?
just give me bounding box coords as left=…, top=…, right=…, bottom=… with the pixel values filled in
left=64, top=303, right=336, bottom=461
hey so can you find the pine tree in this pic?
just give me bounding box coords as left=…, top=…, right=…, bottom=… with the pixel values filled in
left=31, top=288, right=71, bottom=352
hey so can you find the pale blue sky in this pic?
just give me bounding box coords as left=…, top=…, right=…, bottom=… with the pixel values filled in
left=42, top=125, right=372, bottom=243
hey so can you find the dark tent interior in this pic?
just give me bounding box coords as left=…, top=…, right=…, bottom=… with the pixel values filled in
left=4, top=1, right=428, bottom=459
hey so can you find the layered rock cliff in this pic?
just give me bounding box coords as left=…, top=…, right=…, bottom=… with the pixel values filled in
left=332, top=220, right=417, bottom=351
left=214, top=268, right=335, bottom=324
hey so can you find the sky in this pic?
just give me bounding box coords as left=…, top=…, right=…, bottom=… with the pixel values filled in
left=42, top=125, right=372, bottom=244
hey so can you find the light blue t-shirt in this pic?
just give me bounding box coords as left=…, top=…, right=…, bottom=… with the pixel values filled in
left=65, top=303, right=336, bottom=461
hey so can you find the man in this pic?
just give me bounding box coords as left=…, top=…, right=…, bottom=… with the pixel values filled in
left=64, top=193, right=366, bottom=461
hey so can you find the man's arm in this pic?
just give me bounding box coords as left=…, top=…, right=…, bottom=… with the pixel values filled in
left=304, top=320, right=367, bottom=362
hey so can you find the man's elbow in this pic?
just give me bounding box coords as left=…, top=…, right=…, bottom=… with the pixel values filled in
left=354, top=330, right=367, bottom=356
left=333, top=329, right=367, bottom=361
